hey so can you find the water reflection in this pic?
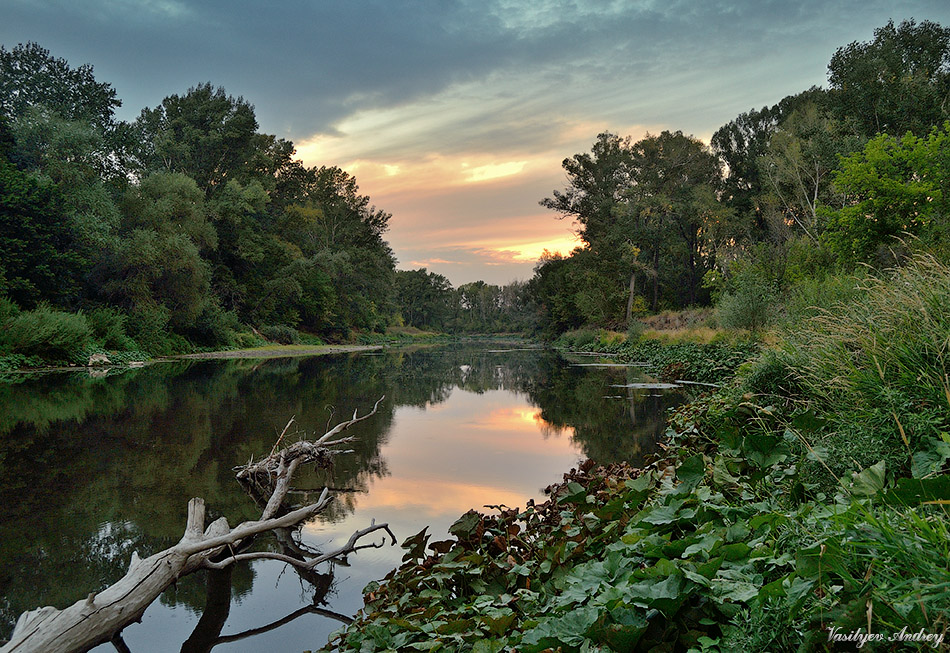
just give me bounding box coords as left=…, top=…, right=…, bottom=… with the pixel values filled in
left=0, top=346, right=682, bottom=651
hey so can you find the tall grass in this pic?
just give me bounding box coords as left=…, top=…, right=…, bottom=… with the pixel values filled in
left=784, top=252, right=950, bottom=476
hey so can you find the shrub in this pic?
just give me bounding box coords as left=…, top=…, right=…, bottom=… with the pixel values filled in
left=5, top=305, right=93, bottom=365
left=788, top=252, right=950, bottom=476
left=87, top=307, right=135, bottom=350
left=555, top=328, right=598, bottom=350
left=125, top=304, right=176, bottom=356
left=232, top=331, right=266, bottom=349
left=0, top=296, right=20, bottom=326
left=717, top=267, right=778, bottom=332
left=738, top=349, right=802, bottom=398
left=185, top=302, right=239, bottom=348
left=0, top=296, right=20, bottom=355
left=781, top=271, right=865, bottom=326
left=259, top=324, right=299, bottom=345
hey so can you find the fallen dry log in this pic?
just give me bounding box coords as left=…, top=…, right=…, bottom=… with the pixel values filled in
left=1, top=397, right=392, bottom=653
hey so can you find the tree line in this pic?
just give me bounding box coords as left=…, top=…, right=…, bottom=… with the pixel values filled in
left=527, top=18, right=950, bottom=338
left=0, top=43, right=528, bottom=366
left=3, top=18, right=950, bottom=362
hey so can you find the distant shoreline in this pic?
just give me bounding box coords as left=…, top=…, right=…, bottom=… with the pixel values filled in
left=168, top=344, right=384, bottom=360
left=1, top=344, right=386, bottom=376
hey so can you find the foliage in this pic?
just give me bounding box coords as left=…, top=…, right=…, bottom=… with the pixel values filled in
left=715, top=265, right=778, bottom=332
left=555, top=328, right=600, bottom=351
left=325, top=441, right=950, bottom=652
left=132, top=83, right=259, bottom=194
left=87, top=306, right=135, bottom=351
left=0, top=152, right=83, bottom=308
left=3, top=305, right=92, bottom=365
left=259, top=324, right=299, bottom=345
left=826, top=19, right=950, bottom=139
left=123, top=304, right=181, bottom=357
left=784, top=252, right=950, bottom=479
left=558, top=334, right=759, bottom=386
left=395, top=268, right=454, bottom=330
left=823, top=123, right=950, bottom=266
left=0, top=42, right=120, bottom=133
left=0, top=43, right=405, bottom=363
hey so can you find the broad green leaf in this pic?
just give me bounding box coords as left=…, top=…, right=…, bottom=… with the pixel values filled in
left=885, top=475, right=950, bottom=505
left=677, top=454, right=706, bottom=491
left=843, top=460, right=886, bottom=498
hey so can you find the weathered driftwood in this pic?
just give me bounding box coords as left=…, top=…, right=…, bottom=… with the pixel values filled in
left=1, top=397, right=392, bottom=653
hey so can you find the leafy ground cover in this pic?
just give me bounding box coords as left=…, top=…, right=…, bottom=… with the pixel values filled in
left=556, top=330, right=759, bottom=385
left=321, top=413, right=949, bottom=651
left=322, top=255, right=950, bottom=652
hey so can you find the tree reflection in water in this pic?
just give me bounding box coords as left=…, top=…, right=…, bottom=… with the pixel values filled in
left=0, top=346, right=682, bottom=651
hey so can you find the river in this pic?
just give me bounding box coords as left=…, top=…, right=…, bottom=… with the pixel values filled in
left=0, top=344, right=683, bottom=651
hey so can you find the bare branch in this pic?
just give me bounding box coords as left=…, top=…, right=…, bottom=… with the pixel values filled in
left=2, top=398, right=391, bottom=653
left=202, top=520, right=393, bottom=571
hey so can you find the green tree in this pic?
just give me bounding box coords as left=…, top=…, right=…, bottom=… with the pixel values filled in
left=823, top=123, right=950, bottom=265
left=526, top=251, right=586, bottom=338
left=624, top=131, right=727, bottom=309
left=758, top=101, right=860, bottom=242
left=0, top=42, right=119, bottom=134
left=0, top=118, right=82, bottom=308
left=395, top=269, right=453, bottom=330
left=540, top=132, right=633, bottom=247
left=133, top=84, right=259, bottom=195
left=827, top=19, right=950, bottom=138
left=121, top=172, right=217, bottom=251
left=711, top=88, right=825, bottom=237
left=100, top=230, right=211, bottom=330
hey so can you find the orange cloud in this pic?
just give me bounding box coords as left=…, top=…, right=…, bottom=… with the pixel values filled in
left=479, top=234, right=583, bottom=263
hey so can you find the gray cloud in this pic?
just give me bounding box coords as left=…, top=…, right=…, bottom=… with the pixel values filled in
left=5, top=0, right=950, bottom=285
left=7, top=0, right=949, bottom=141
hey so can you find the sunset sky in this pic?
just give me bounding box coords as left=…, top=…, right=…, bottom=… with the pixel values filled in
left=4, top=0, right=950, bottom=285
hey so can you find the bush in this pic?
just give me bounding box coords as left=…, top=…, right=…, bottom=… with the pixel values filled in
left=788, top=252, right=950, bottom=477
left=125, top=304, right=176, bottom=356
left=0, top=296, right=21, bottom=355
left=738, top=349, right=802, bottom=398
left=259, top=324, right=299, bottom=345
left=717, top=267, right=778, bottom=332
left=185, top=302, right=239, bottom=348
left=0, top=296, right=20, bottom=326
left=626, top=319, right=645, bottom=343
left=5, top=305, right=93, bottom=365
left=555, top=328, right=598, bottom=350
left=232, top=331, right=266, bottom=349
left=87, top=307, right=135, bottom=350
left=781, top=271, right=865, bottom=325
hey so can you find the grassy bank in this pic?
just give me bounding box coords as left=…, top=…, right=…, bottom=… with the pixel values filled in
left=321, top=254, right=950, bottom=652
left=554, top=326, right=760, bottom=385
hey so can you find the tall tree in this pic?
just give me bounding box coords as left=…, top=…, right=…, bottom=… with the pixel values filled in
left=631, top=131, right=726, bottom=307
left=827, top=19, right=950, bottom=138
left=395, top=268, right=453, bottom=330
left=0, top=43, right=119, bottom=133
left=711, top=87, right=824, bottom=236
left=540, top=132, right=633, bottom=248
left=758, top=101, right=858, bottom=242
left=0, top=125, right=82, bottom=308
left=133, top=84, right=259, bottom=195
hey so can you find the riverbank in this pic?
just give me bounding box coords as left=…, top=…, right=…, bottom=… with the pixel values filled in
left=323, top=254, right=950, bottom=652
left=170, top=343, right=384, bottom=360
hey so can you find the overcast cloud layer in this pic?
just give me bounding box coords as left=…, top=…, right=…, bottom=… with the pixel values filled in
left=4, top=0, right=950, bottom=284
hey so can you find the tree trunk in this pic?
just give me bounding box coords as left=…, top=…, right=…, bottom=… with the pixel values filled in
left=625, top=271, right=637, bottom=326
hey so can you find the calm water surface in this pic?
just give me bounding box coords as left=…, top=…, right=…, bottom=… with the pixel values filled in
left=0, top=345, right=682, bottom=651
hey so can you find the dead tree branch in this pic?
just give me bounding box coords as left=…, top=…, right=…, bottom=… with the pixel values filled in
left=1, top=397, right=389, bottom=653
